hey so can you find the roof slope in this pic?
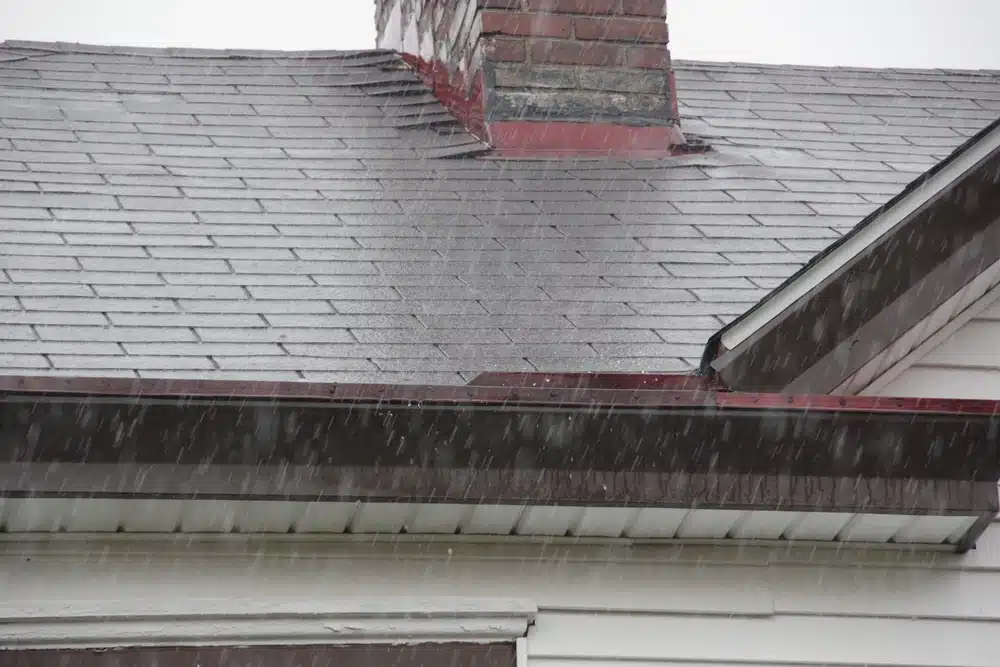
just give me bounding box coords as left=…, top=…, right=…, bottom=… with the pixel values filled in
left=0, top=41, right=998, bottom=383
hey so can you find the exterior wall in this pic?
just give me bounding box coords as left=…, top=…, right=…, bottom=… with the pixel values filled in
left=5, top=532, right=1000, bottom=666
left=877, top=299, right=1000, bottom=399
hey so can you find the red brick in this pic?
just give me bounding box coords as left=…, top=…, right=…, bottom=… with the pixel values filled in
left=574, top=16, right=668, bottom=43
left=622, top=0, right=665, bottom=17
left=483, top=36, right=528, bottom=62
left=530, top=39, right=622, bottom=66
left=481, top=10, right=573, bottom=37
left=523, top=0, right=620, bottom=14
left=624, top=44, right=671, bottom=69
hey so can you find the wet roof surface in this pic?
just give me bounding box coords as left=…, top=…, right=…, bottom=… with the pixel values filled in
left=1, top=40, right=998, bottom=383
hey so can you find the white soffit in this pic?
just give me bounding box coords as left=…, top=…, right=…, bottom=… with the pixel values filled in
left=0, top=597, right=537, bottom=649
left=0, top=498, right=977, bottom=549
left=719, top=121, right=1000, bottom=353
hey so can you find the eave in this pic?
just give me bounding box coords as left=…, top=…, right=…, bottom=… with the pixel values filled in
left=1, top=374, right=997, bottom=552
left=704, top=116, right=1000, bottom=394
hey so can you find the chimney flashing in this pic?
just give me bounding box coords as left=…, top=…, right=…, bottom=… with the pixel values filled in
left=376, top=0, right=694, bottom=157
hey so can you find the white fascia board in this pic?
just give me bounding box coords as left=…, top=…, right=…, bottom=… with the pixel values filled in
left=0, top=597, right=537, bottom=649
left=719, top=121, right=1000, bottom=353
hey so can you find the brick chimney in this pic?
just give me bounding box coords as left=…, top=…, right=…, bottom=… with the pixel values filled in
left=375, top=0, right=688, bottom=157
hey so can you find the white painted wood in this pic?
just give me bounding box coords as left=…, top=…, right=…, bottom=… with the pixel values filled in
left=516, top=637, right=529, bottom=667
left=0, top=498, right=976, bottom=550
left=3, top=498, right=69, bottom=532
left=527, top=611, right=1000, bottom=667
left=917, top=321, right=1000, bottom=366
left=569, top=508, right=633, bottom=538
left=0, top=597, right=537, bottom=648
left=894, top=516, right=977, bottom=545
left=0, top=540, right=777, bottom=617
left=532, top=661, right=790, bottom=667
left=721, top=121, right=1000, bottom=352
left=675, top=509, right=743, bottom=539
left=63, top=499, right=122, bottom=533
left=783, top=512, right=853, bottom=540
left=769, top=563, right=1000, bottom=620
left=623, top=508, right=687, bottom=538
left=837, top=514, right=912, bottom=543
left=121, top=499, right=182, bottom=532
left=179, top=499, right=238, bottom=533
left=881, top=367, right=1000, bottom=399
left=10, top=522, right=1000, bottom=568
left=516, top=506, right=581, bottom=536
left=729, top=511, right=800, bottom=539
left=293, top=501, right=356, bottom=533
left=13, top=525, right=1000, bottom=667
left=350, top=503, right=409, bottom=533
left=459, top=504, right=524, bottom=534
left=407, top=504, right=467, bottom=534
left=232, top=501, right=303, bottom=533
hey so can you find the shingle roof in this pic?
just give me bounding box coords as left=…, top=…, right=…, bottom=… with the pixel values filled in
left=1, top=40, right=998, bottom=383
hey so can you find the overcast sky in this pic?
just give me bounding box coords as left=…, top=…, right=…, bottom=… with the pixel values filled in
left=0, top=0, right=998, bottom=69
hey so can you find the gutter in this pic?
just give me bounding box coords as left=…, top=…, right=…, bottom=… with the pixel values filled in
left=1, top=374, right=997, bottom=551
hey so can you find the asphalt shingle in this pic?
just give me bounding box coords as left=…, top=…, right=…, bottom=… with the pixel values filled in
left=1, top=42, right=998, bottom=381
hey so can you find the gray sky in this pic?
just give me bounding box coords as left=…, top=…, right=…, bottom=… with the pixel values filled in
left=0, top=0, right=998, bottom=69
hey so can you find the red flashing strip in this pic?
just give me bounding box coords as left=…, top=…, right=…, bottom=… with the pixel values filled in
left=400, top=54, right=487, bottom=140
left=468, top=372, right=722, bottom=391
left=4, top=375, right=1000, bottom=417
left=397, top=55, right=698, bottom=158
left=716, top=392, right=1000, bottom=416
left=487, top=120, right=689, bottom=158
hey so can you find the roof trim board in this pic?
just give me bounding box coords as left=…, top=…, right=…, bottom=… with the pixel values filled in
left=704, top=116, right=1000, bottom=393
left=1, top=375, right=998, bottom=551
left=0, top=598, right=534, bottom=649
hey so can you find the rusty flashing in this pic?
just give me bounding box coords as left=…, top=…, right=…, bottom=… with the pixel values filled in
left=5, top=374, right=1000, bottom=414
left=1, top=375, right=998, bottom=550
left=466, top=371, right=722, bottom=391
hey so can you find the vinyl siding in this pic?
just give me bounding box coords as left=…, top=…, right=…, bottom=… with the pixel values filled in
left=878, top=300, right=1000, bottom=399
left=5, top=532, right=1000, bottom=667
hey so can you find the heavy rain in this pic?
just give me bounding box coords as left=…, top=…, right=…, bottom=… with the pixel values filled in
left=0, top=1, right=999, bottom=666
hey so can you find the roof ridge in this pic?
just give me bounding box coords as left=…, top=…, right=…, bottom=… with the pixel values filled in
left=0, top=40, right=396, bottom=60
left=673, top=58, right=1000, bottom=77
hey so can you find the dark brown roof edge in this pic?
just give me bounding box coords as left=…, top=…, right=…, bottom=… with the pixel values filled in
left=0, top=644, right=516, bottom=666
left=2, top=374, right=998, bottom=551
left=6, top=373, right=1000, bottom=414
left=701, top=115, right=1000, bottom=392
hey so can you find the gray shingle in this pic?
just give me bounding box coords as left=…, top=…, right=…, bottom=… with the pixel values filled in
left=179, top=299, right=332, bottom=314
left=50, top=355, right=215, bottom=370
left=20, top=297, right=178, bottom=312
left=285, top=344, right=444, bottom=358
left=352, top=328, right=509, bottom=344
left=37, top=325, right=197, bottom=342
left=195, top=328, right=355, bottom=343
left=1, top=42, right=996, bottom=381
left=78, top=258, right=231, bottom=273
left=214, top=357, right=375, bottom=371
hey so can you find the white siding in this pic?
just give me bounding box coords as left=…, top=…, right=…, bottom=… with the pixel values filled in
left=5, top=530, right=1000, bottom=666
left=877, top=301, right=1000, bottom=399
